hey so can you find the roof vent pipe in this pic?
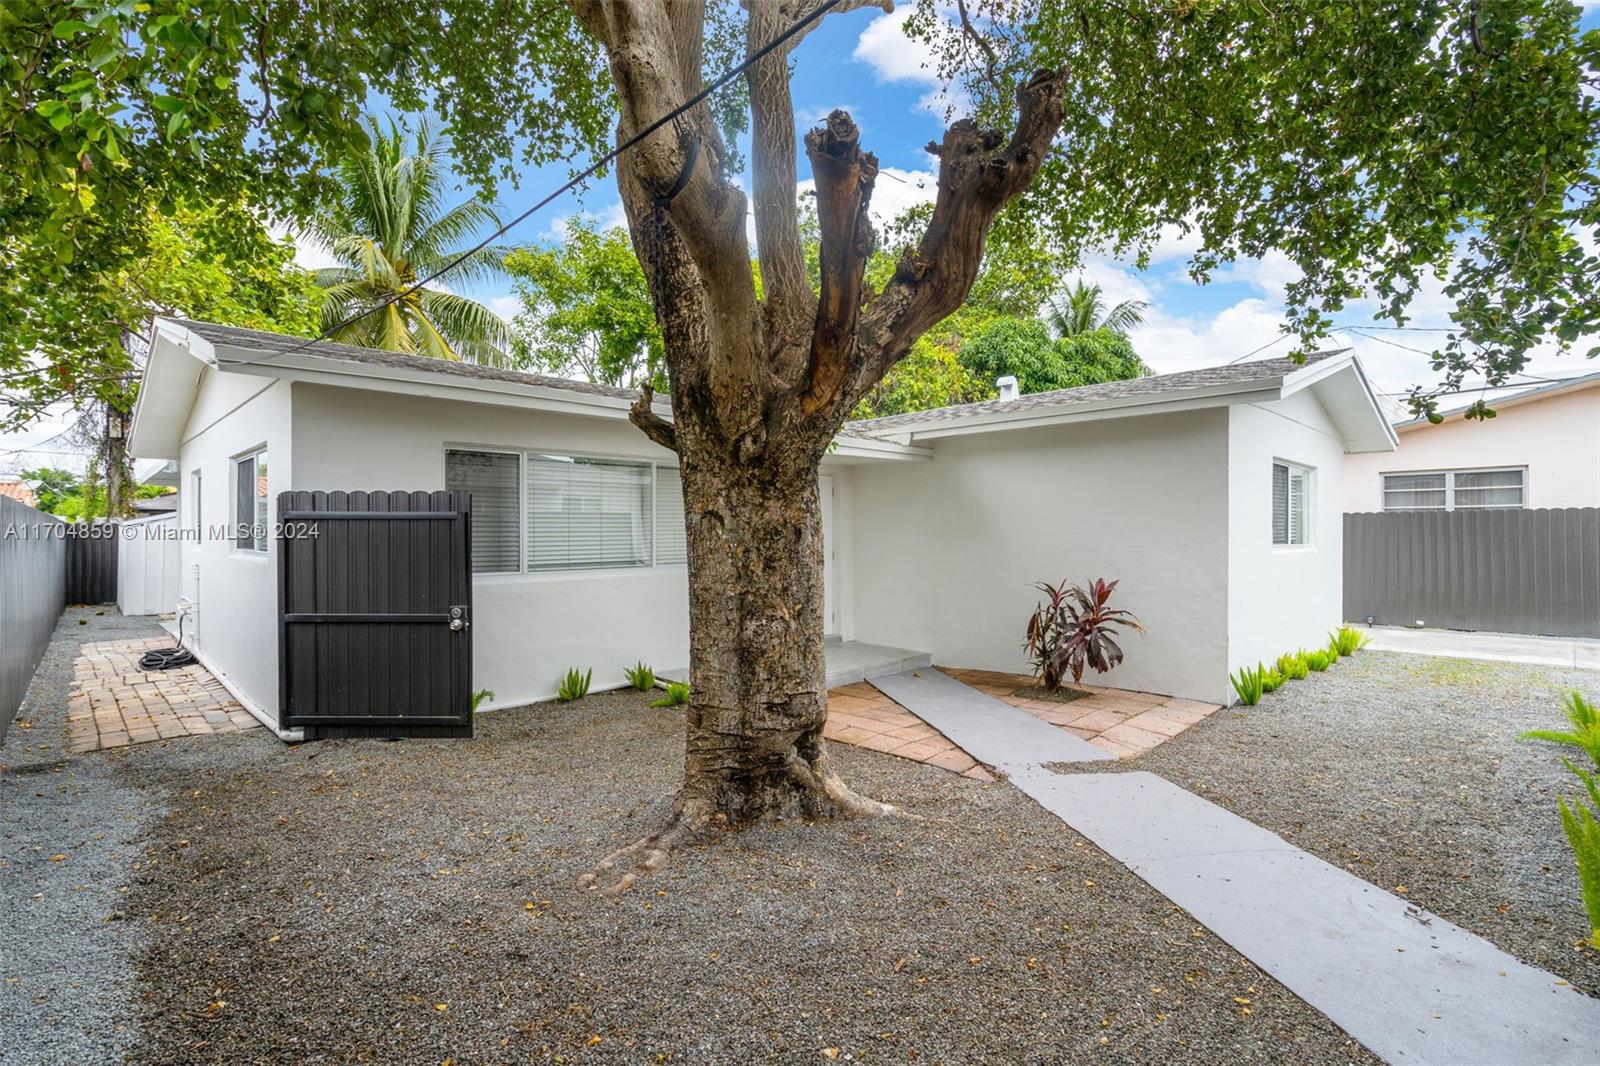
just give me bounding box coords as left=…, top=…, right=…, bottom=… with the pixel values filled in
left=996, top=375, right=1019, bottom=402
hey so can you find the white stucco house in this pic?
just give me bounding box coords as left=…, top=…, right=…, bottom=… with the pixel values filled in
left=128, top=318, right=1395, bottom=737
left=1343, top=370, right=1600, bottom=513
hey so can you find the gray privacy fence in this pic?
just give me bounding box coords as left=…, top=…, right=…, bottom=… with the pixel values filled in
left=1344, top=508, right=1600, bottom=639
left=1, top=496, right=67, bottom=733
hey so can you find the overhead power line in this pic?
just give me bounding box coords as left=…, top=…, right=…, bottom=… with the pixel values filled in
left=227, top=0, right=845, bottom=373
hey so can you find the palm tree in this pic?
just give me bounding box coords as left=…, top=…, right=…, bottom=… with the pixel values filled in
left=1045, top=280, right=1148, bottom=338
left=309, top=120, right=511, bottom=364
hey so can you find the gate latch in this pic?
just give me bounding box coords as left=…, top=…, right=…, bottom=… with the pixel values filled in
left=449, top=605, right=469, bottom=632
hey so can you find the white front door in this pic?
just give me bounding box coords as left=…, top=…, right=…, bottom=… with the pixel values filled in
left=819, top=474, right=838, bottom=635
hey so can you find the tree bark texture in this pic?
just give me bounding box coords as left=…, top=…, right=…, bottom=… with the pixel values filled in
left=570, top=0, right=1066, bottom=892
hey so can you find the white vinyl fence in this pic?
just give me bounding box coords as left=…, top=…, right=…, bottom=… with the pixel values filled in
left=117, top=513, right=181, bottom=617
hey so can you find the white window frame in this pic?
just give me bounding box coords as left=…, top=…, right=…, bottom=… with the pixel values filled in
left=230, top=446, right=269, bottom=554
left=443, top=445, right=687, bottom=575
left=1272, top=459, right=1313, bottom=547
left=1381, top=467, right=1526, bottom=512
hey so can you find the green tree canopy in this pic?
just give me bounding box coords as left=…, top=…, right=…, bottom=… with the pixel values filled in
left=6, top=1, right=1599, bottom=422
left=18, top=467, right=80, bottom=514
left=310, top=120, right=511, bottom=363
left=1046, top=281, right=1148, bottom=338
left=957, top=317, right=1150, bottom=396
left=503, top=218, right=665, bottom=388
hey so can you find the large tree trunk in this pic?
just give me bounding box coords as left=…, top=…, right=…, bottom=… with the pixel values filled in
left=572, top=0, right=1066, bottom=894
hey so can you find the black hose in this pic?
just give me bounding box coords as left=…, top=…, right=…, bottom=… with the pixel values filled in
left=139, top=613, right=197, bottom=672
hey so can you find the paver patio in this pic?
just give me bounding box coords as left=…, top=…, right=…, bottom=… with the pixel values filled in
left=65, top=638, right=259, bottom=753
left=823, top=667, right=1219, bottom=778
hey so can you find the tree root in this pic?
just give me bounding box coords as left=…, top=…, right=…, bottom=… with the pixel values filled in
left=579, top=757, right=908, bottom=897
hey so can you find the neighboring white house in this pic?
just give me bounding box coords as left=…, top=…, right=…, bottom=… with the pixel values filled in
left=1342, top=371, right=1600, bottom=513
left=127, top=319, right=1395, bottom=735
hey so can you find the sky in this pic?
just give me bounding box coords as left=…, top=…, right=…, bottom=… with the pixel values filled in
left=6, top=4, right=1600, bottom=476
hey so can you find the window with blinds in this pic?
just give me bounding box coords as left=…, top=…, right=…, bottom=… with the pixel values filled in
left=445, top=449, right=522, bottom=573
left=1382, top=468, right=1524, bottom=511
left=526, top=454, right=653, bottom=570
left=654, top=466, right=688, bottom=565
left=1272, top=460, right=1310, bottom=546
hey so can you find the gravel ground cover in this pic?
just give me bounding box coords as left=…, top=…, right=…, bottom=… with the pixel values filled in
left=104, top=688, right=1375, bottom=1065
left=1, top=607, right=168, bottom=1066
left=1131, top=648, right=1600, bottom=998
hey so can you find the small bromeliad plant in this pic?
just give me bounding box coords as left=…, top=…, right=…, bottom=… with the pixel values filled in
left=557, top=667, right=592, bottom=703
left=1303, top=648, right=1332, bottom=672
left=1260, top=667, right=1284, bottom=693
left=1520, top=692, right=1600, bottom=949
left=1330, top=625, right=1371, bottom=657
left=625, top=662, right=655, bottom=691
left=1024, top=578, right=1146, bottom=691
left=1230, top=663, right=1267, bottom=706
left=650, top=681, right=690, bottom=708
left=1276, top=652, right=1309, bottom=681
left=470, top=688, right=495, bottom=713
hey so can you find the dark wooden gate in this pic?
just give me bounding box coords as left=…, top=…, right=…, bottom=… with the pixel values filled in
left=278, top=490, right=473, bottom=739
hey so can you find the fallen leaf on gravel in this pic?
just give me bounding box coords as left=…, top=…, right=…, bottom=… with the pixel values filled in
left=587, top=1036, right=603, bottom=1046
left=265, top=934, right=280, bottom=943
left=892, top=958, right=906, bottom=973
left=434, top=1003, right=449, bottom=1012
left=1233, top=997, right=1251, bottom=1005
left=48, top=854, right=65, bottom=862
left=967, top=956, right=981, bottom=965
left=820, top=1049, right=840, bottom=1060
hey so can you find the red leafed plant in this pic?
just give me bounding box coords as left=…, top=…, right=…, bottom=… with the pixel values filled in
left=1024, top=578, right=1147, bottom=690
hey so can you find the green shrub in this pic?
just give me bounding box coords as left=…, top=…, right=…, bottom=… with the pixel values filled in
left=1276, top=652, right=1309, bottom=681
left=557, top=668, right=592, bottom=702
left=1330, top=625, right=1370, bottom=657
left=1304, top=648, right=1332, bottom=672
left=1325, top=639, right=1341, bottom=663
left=625, top=662, right=655, bottom=691
left=470, top=688, right=495, bottom=713
left=1230, top=663, right=1266, bottom=706
left=1522, top=693, right=1600, bottom=949
left=1520, top=691, right=1600, bottom=768
left=1024, top=577, right=1146, bottom=690
left=1260, top=668, right=1284, bottom=693
left=650, top=681, right=690, bottom=708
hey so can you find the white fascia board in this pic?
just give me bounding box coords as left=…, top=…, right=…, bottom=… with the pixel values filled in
left=826, top=435, right=932, bottom=462
left=1283, top=354, right=1398, bottom=453
left=888, top=382, right=1286, bottom=442
left=127, top=320, right=218, bottom=459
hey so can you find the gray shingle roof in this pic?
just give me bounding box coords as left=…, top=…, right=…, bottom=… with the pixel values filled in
left=179, top=319, right=663, bottom=408
left=844, top=350, right=1346, bottom=435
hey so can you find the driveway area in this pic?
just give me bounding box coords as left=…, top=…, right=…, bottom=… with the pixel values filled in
left=1361, top=624, right=1600, bottom=671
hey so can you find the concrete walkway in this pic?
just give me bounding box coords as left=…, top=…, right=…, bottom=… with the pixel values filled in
left=870, top=667, right=1600, bottom=1065
left=1361, top=625, right=1600, bottom=671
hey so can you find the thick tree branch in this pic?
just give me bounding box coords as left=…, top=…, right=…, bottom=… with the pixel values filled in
left=849, top=68, right=1067, bottom=406
left=629, top=383, right=678, bottom=452
left=801, top=111, right=878, bottom=416
left=747, top=1, right=816, bottom=361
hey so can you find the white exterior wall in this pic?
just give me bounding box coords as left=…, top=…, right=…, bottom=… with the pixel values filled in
left=116, top=513, right=181, bottom=616
left=288, top=383, right=702, bottom=709
left=1341, top=384, right=1600, bottom=511
left=849, top=410, right=1233, bottom=703
left=1225, top=391, right=1348, bottom=677
left=177, top=372, right=293, bottom=727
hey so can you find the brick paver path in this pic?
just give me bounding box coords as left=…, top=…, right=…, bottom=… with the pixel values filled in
left=937, top=668, right=1220, bottom=759
left=66, top=638, right=259, bottom=753
left=823, top=681, right=997, bottom=782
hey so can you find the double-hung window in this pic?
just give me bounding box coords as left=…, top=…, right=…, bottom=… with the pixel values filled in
left=1271, top=460, right=1311, bottom=546
left=1381, top=468, right=1525, bottom=511
left=445, top=448, right=688, bottom=574
left=233, top=448, right=268, bottom=552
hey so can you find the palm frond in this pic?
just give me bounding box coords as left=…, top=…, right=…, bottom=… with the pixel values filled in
left=416, top=288, right=512, bottom=366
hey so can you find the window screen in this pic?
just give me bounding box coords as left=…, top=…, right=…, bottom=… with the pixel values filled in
left=526, top=455, right=652, bottom=570
left=1272, top=461, right=1310, bottom=545
left=1381, top=469, right=1524, bottom=511
left=1450, top=469, right=1524, bottom=509
left=1382, top=472, right=1448, bottom=510
left=653, top=467, right=687, bottom=565
left=446, top=450, right=522, bottom=573
left=234, top=450, right=267, bottom=551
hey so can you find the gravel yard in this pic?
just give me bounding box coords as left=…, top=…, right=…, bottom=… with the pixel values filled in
left=1131, top=648, right=1600, bottom=999
left=1, top=607, right=168, bottom=1066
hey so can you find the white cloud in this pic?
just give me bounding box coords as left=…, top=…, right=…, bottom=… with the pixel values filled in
left=1129, top=297, right=1291, bottom=377
left=851, top=5, right=970, bottom=119
left=268, top=223, right=341, bottom=271
left=796, top=103, right=857, bottom=129
left=545, top=201, right=629, bottom=242
left=487, top=294, right=520, bottom=320
left=789, top=165, right=939, bottom=246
